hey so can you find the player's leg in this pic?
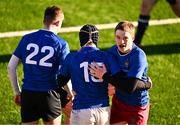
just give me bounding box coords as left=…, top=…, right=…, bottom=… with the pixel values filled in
left=130, top=104, right=150, bottom=125
left=21, top=90, right=41, bottom=125
left=44, top=116, right=61, bottom=125
left=59, top=86, right=73, bottom=125
left=42, top=89, right=62, bottom=125
left=22, top=121, right=39, bottom=125
left=110, top=96, right=127, bottom=124
left=167, top=0, right=180, bottom=17
left=140, top=0, right=157, bottom=15
left=110, top=95, right=150, bottom=125
left=95, top=107, right=110, bottom=125
left=70, top=109, right=96, bottom=125
left=62, top=101, right=72, bottom=125
left=134, top=0, right=157, bottom=46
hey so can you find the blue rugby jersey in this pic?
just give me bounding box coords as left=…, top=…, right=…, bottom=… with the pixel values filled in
left=13, top=29, right=70, bottom=91
left=59, top=46, right=110, bottom=110
left=107, top=44, right=149, bottom=106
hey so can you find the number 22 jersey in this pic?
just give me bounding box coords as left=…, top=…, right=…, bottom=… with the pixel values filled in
left=13, top=29, right=70, bottom=92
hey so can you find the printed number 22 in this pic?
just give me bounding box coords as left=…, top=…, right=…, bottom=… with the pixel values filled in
left=25, top=43, right=54, bottom=67
left=80, top=62, right=103, bottom=82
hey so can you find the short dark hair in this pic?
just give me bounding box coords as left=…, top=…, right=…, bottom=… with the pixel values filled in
left=43, top=5, right=63, bottom=25
left=79, top=24, right=99, bottom=47
left=115, top=21, right=135, bottom=38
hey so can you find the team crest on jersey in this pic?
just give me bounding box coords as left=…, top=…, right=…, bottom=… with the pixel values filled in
left=124, top=60, right=129, bottom=67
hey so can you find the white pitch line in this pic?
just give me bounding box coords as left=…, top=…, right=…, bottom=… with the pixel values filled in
left=0, top=18, right=180, bottom=38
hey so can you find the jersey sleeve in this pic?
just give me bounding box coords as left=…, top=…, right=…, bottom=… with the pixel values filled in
left=128, top=50, right=148, bottom=79
left=59, top=42, right=70, bottom=65
left=13, top=36, right=26, bottom=59
left=59, top=53, right=71, bottom=77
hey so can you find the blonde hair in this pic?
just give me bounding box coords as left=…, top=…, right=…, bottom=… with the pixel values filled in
left=115, top=21, right=135, bottom=38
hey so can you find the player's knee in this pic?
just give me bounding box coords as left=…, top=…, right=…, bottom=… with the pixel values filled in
left=22, top=121, right=39, bottom=125
left=140, top=0, right=156, bottom=15
left=141, top=2, right=150, bottom=14
left=173, top=9, right=180, bottom=17
left=44, top=116, right=61, bottom=125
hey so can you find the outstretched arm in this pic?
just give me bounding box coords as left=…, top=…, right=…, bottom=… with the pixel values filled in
left=89, top=62, right=152, bottom=94
left=103, top=72, right=152, bottom=94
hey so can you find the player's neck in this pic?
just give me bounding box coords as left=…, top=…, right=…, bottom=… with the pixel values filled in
left=43, top=25, right=58, bottom=34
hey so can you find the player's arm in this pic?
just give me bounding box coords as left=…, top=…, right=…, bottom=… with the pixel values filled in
left=59, top=85, right=71, bottom=107
left=7, top=55, right=21, bottom=106
left=58, top=79, right=73, bottom=120
left=89, top=63, right=152, bottom=94
left=57, top=52, right=71, bottom=88
left=103, top=72, right=152, bottom=94
left=63, top=82, right=73, bottom=100
left=59, top=42, right=70, bottom=65
left=59, top=84, right=72, bottom=125
left=57, top=74, right=70, bottom=88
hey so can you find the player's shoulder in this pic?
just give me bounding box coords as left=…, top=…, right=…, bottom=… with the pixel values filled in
left=90, top=49, right=109, bottom=61
left=65, top=52, right=76, bottom=60
left=45, top=32, right=67, bottom=46
left=21, top=30, right=46, bottom=43
left=107, top=45, right=117, bottom=53
left=56, top=36, right=67, bottom=44
left=18, top=31, right=38, bottom=44
left=93, top=49, right=106, bottom=55
left=47, top=33, right=69, bottom=50
left=130, top=45, right=147, bottom=62
left=23, top=30, right=40, bottom=38
left=39, top=29, right=68, bottom=45
left=55, top=37, right=69, bottom=50
left=132, top=44, right=146, bottom=57
left=106, top=45, right=118, bottom=59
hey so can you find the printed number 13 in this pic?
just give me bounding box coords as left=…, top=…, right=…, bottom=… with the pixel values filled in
left=80, top=62, right=103, bottom=82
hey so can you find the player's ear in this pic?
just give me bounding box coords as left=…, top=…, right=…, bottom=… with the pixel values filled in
left=131, top=33, right=135, bottom=41
left=53, top=20, right=60, bottom=26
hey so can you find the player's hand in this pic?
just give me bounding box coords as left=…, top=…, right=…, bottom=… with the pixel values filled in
left=108, top=84, right=115, bottom=96
left=145, top=77, right=153, bottom=89
left=89, top=62, right=107, bottom=80
left=67, top=93, right=73, bottom=101
left=14, top=94, right=21, bottom=106
left=72, top=90, right=77, bottom=96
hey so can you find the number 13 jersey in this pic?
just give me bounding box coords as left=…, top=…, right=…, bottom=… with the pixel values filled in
left=59, top=46, right=110, bottom=110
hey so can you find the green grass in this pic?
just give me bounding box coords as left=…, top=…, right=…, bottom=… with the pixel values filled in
left=0, top=0, right=177, bottom=32
left=0, top=24, right=180, bottom=124
left=0, top=0, right=180, bottom=124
